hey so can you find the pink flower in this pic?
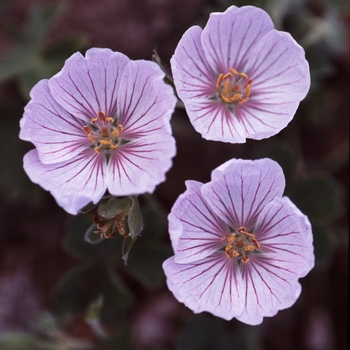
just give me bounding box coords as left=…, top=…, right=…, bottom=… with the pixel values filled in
left=163, top=158, right=314, bottom=325
left=171, top=6, right=310, bottom=143
left=19, top=48, right=176, bottom=214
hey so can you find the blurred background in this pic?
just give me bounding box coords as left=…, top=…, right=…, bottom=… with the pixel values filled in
left=0, top=0, right=348, bottom=349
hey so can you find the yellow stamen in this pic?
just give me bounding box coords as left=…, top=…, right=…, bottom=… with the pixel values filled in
left=241, top=256, right=250, bottom=263
left=112, top=128, right=120, bottom=137
left=222, top=93, right=242, bottom=103
left=217, top=68, right=253, bottom=105
left=216, top=73, right=224, bottom=88
left=238, top=226, right=255, bottom=239
left=99, top=139, right=112, bottom=146
left=232, top=250, right=240, bottom=258
left=252, top=238, right=260, bottom=249
left=82, top=125, right=92, bottom=134
left=88, top=134, right=95, bottom=143
left=94, top=146, right=100, bottom=154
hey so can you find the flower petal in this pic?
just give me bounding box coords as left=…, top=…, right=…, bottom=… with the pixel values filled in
left=202, top=158, right=285, bottom=230
left=49, top=48, right=129, bottom=120
left=19, top=80, right=90, bottom=164
left=23, top=148, right=107, bottom=214
left=117, top=60, right=177, bottom=137
left=168, top=180, right=229, bottom=263
left=234, top=30, right=310, bottom=140
left=163, top=253, right=244, bottom=320
left=255, top=197, right=314, bottom=277
left=236, top=255, right=302, bottom=325
left=234, top=197, right=314, bottom=325
left=182, top=100, right=249, bottom=143
left=171, top=26, right=216, bottom=101
left=107, top=133, right=176, bottom=196
left=201, top=6, right=274, bottom=73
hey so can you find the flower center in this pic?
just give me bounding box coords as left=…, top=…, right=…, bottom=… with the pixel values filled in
left=221, top=226, right=260, bottom=263
left=216, top=68, right=253, bottom=104
left=82, top=111, right=125, bottom=155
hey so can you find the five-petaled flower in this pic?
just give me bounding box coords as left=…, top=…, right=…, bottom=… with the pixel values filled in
left=163, top=158, right=314, bottom=325
left=19, top=48, right=177, bottom=214
left=171, top=5, right=310, bottom=143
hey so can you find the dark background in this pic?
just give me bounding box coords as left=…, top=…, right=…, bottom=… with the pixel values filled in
left=0, top=0, right=348, bottom=349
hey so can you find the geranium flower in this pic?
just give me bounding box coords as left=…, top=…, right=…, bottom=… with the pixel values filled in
left=171, top=5, right=310, bottom=143
left=19, top=48, right=176, bottom=214
left=163, top=158, right=314, bottom=325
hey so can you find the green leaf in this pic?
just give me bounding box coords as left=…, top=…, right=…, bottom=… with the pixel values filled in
left=63, top=215, right=101, bottom=259
left=291, top=173, right=342, bottom=223
left=63, top=214, right=126, bottom=260
left=84, top=224, right=106, bottom=245
left=127, top=196, right=143, bottom=239
left=121, top=236, right=138, bottom=265
left=126, top=240, right=172, bottom=288
left=25, top=2, right=66, bottom=49
left=53, top=263, right=132, bottom=323
left=97, top=196, right=132, bottom=219
left=0, top=333, right=35, bottom=350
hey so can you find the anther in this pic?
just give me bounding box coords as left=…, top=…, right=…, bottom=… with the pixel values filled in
left=98, top=111, right=107, bottom=122
left=232, top=250, right=240, bottom=258
left=230, top=68, right=239, bottom=75
left=82, top=126, right=92, bottom=134
left=99, top=139, right=112, bottom=146
left=251, top=238, right=260, bottom=249
left=241, top=256, right=250, bottom=263
left=238, top=226, right=255, bottom=239
left=217, top=68, right=253, bottom=105
left=112, top=128, right=120, bottom=137
left=216, top=73, right=224, bottom=88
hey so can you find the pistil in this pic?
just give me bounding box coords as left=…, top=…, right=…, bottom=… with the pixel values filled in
left=216, top=68, right=253, bottom=105
left=82, top=111, right=124, bottom=154
left=222, top=226, right=260, bottom=263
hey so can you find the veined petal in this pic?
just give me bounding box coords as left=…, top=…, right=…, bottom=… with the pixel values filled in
left=107, top=133, right=176, bottom=196
left=234, top=197, right=314, bottom=325
left=171, top=5, right=310, bottom=143
left=237, top=255, right=302, bottom=325
left=19, top=80, right=89, bottom=164
left=117, top=60, right=177, bottom=137
left=202, top=159, right=285, bottom=230
left=163, top=253, right=244, bottom=320
left=171, top=26, right=217, bottom=101
left=49, top=48, right=129, bottom=120
left=201, top=6, right=274, bottom=73
left=235, top=30, right=310, bottom=140
left=169, top=180, right=229, bottom=263
left=248, top=31, right=310, bottom=102
left=23, top=148, right=107, bottom=215
left=255, top=197, right=314, bottom=277
left=184, top=100, right=248, bottom=143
